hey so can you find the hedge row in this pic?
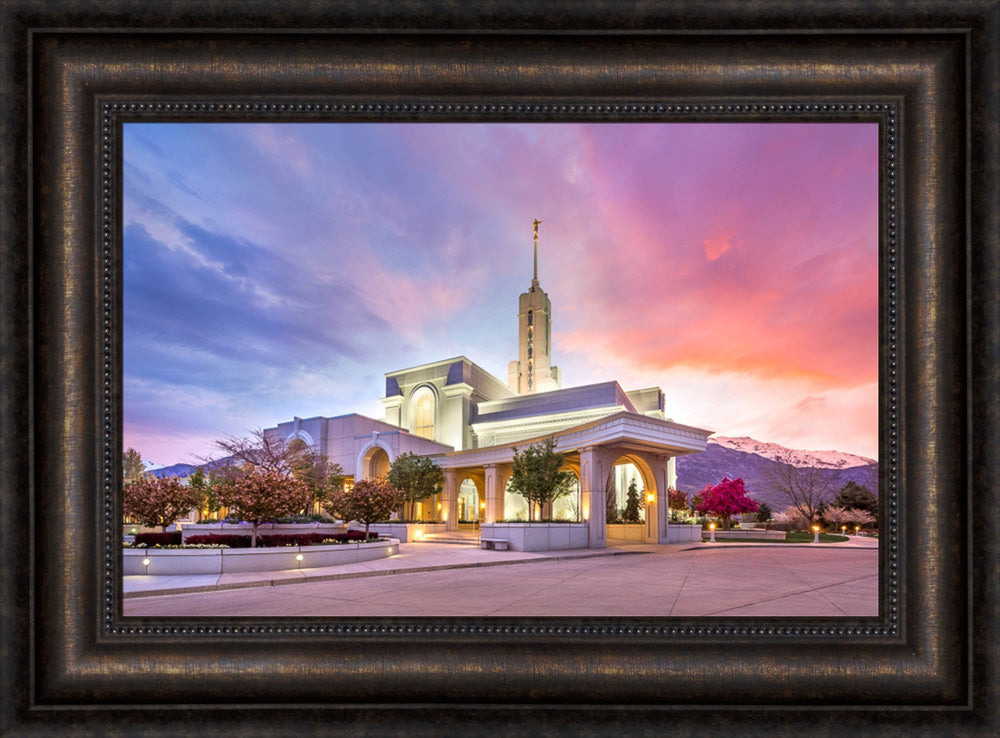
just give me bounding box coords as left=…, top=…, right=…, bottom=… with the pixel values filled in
left=134, top=532, right=182, bottom=546
left=184, top=530, right=378, bottom=547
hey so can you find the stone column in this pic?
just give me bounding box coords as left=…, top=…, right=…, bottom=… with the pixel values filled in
left=483, top=464, right=513, bottom=523
left=483, top=464, right=500, bottom=523
left=579, top=446, right=611, bottom=548
left=441, top=469, right=460, bottom=531
left=651, top=454, right=673, bottom=544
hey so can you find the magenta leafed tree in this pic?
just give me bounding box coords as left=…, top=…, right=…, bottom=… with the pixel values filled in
left=695, top=477, right=759, bottom=530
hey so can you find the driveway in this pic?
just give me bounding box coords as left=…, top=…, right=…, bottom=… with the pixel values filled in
left=123, top=541, right=878, bottom=618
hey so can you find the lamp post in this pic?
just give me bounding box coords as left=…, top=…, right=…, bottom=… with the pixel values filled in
left=709, top=522, right=716, bottom=543
left=295, top=553, right=304, bottom=570
left=812, top=525, right=820, bottom=543
left=142, top=557, right=150, bottom=575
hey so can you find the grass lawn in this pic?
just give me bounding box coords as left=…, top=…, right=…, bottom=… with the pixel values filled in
left=703, top=531, right=850, bottom=544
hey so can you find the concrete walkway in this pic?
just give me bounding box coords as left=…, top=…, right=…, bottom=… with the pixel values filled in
left=123, top=537, right=878, bottom=618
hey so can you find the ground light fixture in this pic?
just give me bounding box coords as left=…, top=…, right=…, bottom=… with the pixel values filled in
left=142, top=557, right=150, bottom=574
left=812, top=525, right=821, bottom=543
left=708, top=522, right=716, bottom=543
left=296, top=553, right=304, bottom=569
left=855, top=525, right=861, bottom=535
left=841, top=525, right=847, bottom=536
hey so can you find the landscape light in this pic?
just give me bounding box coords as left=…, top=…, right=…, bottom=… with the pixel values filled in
left=812, top=525, right=820, bottom=543
left=708, top=522, right=716, bottom=543
left=141, top=558, right=150, bottom=567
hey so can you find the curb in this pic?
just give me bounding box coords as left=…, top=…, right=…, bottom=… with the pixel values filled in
left=124, top=548, right=649, bottom=599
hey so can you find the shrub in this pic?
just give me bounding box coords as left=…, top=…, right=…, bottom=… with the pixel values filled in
left=258, top=533, right=332, bottom=547
left=184, top=531, right=378, bottom=547
left=185, top=534, right=252, bottom=548
left=134, top=532, right=181, bottom=547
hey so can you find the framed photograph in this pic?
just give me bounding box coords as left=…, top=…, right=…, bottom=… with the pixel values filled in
left=2, top=1, right=997, bottom=735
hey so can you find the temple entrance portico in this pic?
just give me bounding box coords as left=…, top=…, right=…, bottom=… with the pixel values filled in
left=432, top=411, right=711, bottom=547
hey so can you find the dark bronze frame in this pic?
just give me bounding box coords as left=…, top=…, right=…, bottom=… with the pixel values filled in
left=2, top=1, right=997, bottom=734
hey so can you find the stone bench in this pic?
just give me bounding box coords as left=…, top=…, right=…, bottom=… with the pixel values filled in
left=480, top=538, right=509, bottom=551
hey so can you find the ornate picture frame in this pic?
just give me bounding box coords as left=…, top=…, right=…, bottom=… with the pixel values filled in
left=2, top=2, right=996, bottom=734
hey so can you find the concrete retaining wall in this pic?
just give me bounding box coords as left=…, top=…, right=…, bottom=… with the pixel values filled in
left=123, top=539, right=399, bottom=575
left=480, top=523, right=589, bottom=552
left=665, top=524, right=703, bottom=543
left=703, top=529, right=785, bottom=540
left=367, top=523, right=448, bottom=542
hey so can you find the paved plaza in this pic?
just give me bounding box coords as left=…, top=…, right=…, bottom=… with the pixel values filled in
left=123, top=538, right=879, bottom=618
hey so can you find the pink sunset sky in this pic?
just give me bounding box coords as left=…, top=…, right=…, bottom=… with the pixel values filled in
left=123, top=121, right=879, bottom=466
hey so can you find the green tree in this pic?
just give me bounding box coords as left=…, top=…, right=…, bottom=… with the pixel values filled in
left=187, top=467, right=220, bottom=520
left=387, top=452, right=444, bottom=521
left=507, top=437, right=575, bottom=521
left=833, top=481, right=879, bottom=524
left=756, top=501, right=773, bottom=523
left=214, top=468, right=311, bottom=546
left=324, top=478, right=402, bottom=539
left=123, top=475, right=203, bottom=531
left=623, top=479, right=642, bottom=523
left=122, top=447, right=146, bottom=483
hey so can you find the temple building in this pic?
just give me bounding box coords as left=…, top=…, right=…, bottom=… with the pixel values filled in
left=265, top=222, right=711, bottom=546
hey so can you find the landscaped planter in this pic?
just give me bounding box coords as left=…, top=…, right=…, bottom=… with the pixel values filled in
left=367, top=522, right=448, bottom=542
left=123, top=539, right=400, bottom=575
left=179, top=521, right=347, bottom=543
left=701, top=529, right=785, bottom=540
left=606, top=523, right=646, bottom=541
left=480, top=523, right=589, bottom=552
left=665, top=524, right=703, bottom=543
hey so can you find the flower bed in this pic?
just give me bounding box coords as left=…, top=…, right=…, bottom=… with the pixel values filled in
left=123, top=538, right=400, bottom=575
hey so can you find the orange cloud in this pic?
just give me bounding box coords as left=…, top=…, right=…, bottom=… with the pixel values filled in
left=703, top=234, right=734, bottom=261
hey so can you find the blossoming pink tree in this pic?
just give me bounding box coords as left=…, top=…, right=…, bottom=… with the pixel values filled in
left=695, top=477, right=760, bottom=530
left=123, top=475, right=204, bottom=531
left=214, top=468, right=311, bottom=546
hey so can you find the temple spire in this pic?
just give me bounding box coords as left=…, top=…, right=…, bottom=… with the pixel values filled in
left=532, top=218, right=543, bottom=285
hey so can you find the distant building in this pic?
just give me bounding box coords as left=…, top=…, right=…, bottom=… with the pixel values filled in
left=265, top=225, right=711, bottom=546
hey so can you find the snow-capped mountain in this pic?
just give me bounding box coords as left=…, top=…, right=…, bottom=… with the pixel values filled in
left=709, top=436, right=876, bottom=469
left=675, top=436, right=877, bottom=510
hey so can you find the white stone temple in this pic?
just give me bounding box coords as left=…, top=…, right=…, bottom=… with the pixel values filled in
left=265, top=222, right=711, bottom=547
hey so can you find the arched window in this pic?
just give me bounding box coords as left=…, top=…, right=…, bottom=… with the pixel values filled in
left=411, top=386, right=436, bottom=440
